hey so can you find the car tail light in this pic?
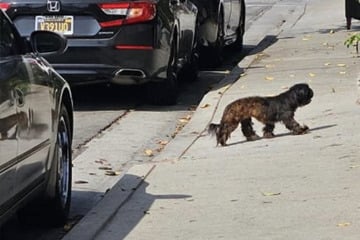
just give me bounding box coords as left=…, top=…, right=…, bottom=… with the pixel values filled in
left=0, top=3, right=10, bottom=11
left=115, top=45, right=153, bottom=50
left=98, top=1, right=156, bottom=28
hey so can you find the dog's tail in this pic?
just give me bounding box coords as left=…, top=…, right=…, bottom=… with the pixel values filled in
left=208, top=123, right=221, bottom=146
left=208, top=123, right=220, bottom=136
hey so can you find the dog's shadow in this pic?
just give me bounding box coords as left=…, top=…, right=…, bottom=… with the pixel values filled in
left=225, top=124, right=337, bottom=147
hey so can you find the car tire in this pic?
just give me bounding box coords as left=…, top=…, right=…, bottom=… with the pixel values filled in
left=147, top=39, right=179, bottom=105
left=45, top=104, right=72, bottom=225
left=179, top=51, right=199, bottom=82
left=232, top=3, right=245, bottom=50
left=200, top=12, right=224, bottom=68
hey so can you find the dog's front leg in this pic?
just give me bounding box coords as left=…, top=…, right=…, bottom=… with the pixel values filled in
left=283, top=118, right=309, bottom=135
left=263, top=123, right=275, bottom=138
left=241, top=118, right=260, bottom=141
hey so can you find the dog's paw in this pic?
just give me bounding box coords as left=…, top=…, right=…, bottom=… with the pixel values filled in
left=247, top=134, right=261, bottom=141
left=301, top=125, right=309, bottom=133
left=263, top=132, right=275, bottom=138
left=293, top=125, right=309, bottom=135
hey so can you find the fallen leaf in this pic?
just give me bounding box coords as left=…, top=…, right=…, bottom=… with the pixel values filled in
left=265, top=76, right=275, bottom=81
left=309, top=73, right=316, bottom=77
left=95, top=159, right=109, bottom=165
left=337, top=63, right=347, bottom=67
left=144, top=149, right=154, bottom=157
left=158, top=140, right=168, bottom=145
left=329, top=29, right=335, bottom=34
left=75, top=180, right=88, bottom=184
left=201, top=103, right=210, bottom=108
left=261, top=191, right=281, bottom=196
left=105, top=170, right=121, bottom=176
left=350, top=165, right=360, bottom=169
left=337, top=222, right=351, bottom=227
left=217, top=84, right=231, bottom=94
left=179, top=118, right=189, bottom=123
left=302, top=35, right=311, bottom=41
left=265, top=64, right=275, bottom=68
left=324, top=62, right=331, bottom=66
left=339, top=71, right=346, bottom=75
left=240, top=73, right=247, bottom=77
left=98, top=166, right=112, bottom=170
left=179, top=115, right=191, bottom=122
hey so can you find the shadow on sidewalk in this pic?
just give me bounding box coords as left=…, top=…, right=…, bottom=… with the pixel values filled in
left=93, top=174, right=192, bottom=240
left=226, top=124, right=337, bottom=147
left=207, top=35, right=280, bottom=94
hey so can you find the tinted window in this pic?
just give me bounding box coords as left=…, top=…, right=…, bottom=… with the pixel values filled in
left=0, top=11, right=21, bottom=57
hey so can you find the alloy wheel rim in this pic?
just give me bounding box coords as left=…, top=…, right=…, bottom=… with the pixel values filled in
left=57, top=116, right=70, bottom=209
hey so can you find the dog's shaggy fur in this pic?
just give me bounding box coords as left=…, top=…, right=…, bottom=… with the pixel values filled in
left=208, top=83, right=314, bottom=146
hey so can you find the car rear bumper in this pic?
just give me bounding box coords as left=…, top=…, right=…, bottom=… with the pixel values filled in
left=48, top=45, right=170, bottom=86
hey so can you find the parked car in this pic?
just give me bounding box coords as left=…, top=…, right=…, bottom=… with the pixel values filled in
left=194, top=0, right=246, bottom=67
left=0, top=0, right=199, bottom=105
left=0, top=9, right=73, bottom=226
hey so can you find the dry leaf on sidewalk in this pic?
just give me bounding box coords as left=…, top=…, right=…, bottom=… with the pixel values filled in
left=265, top=76, right=275, bottom=81
left=201, top=103, right=210, bottom=108
left=144, top=149, right=154, bottom=157
left=337, top=222, right=351, bottom=227
left=98, top=166, right=112, bottom=170
left=261, top=191, right=281, bottom=196
left=158, top=140, right=168, bottom=146
left=105, top=170, right=121, bottom=176
left=75, top=180, right=89, bottom=184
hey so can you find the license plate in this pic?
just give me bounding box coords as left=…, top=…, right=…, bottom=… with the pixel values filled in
left=35, top=15, right=74, bottom=35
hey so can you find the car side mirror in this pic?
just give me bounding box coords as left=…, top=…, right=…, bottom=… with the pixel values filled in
left=30, top=31, right=68, bottom=56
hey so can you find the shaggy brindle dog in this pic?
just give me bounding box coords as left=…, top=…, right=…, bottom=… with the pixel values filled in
left=208, top=83, right=314, bottom=146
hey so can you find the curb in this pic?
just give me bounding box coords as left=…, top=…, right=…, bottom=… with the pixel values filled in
left=62, top=164, right=156, bottom=240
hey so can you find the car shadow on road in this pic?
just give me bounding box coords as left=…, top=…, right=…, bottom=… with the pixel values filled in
left=206, top=35, right=279, bottom=95
left=68, top=173, right=191, bottom=240
left=100, top=179, right=191, bottom=239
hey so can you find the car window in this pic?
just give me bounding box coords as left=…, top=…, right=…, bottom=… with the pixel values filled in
left=0, top=11, right=22, bottom=57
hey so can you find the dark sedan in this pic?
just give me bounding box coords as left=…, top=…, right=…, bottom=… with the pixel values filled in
left=194, top=0, right=246, bottom=66
left=0, top=0, right=199, bottom=105
left=0, top=9, right=73, bottom=226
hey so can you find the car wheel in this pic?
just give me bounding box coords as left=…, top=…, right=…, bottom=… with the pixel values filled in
left=179, top=51, right=199, bottom=82
left=200, top=12, right=224, bottom=67
left=232, top=3, right=245, bottom=50
left=47, top=104, right=72, bottom=225
left=147, top=39, right=179, bottom=105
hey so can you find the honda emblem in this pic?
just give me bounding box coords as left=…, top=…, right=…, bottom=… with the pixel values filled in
left=47, top=0, right=60, bottom=12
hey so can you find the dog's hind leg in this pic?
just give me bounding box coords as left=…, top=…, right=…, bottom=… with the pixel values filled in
left=241, top=118, right=260, bottom=141
left=263, top=123, right=275, bottom=138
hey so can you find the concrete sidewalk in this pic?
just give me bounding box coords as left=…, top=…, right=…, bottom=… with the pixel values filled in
left=64, top=0, right=360, bottom=239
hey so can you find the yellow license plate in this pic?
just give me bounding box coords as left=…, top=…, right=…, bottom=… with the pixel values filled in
left=35, top=16, right=74, bottom=35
